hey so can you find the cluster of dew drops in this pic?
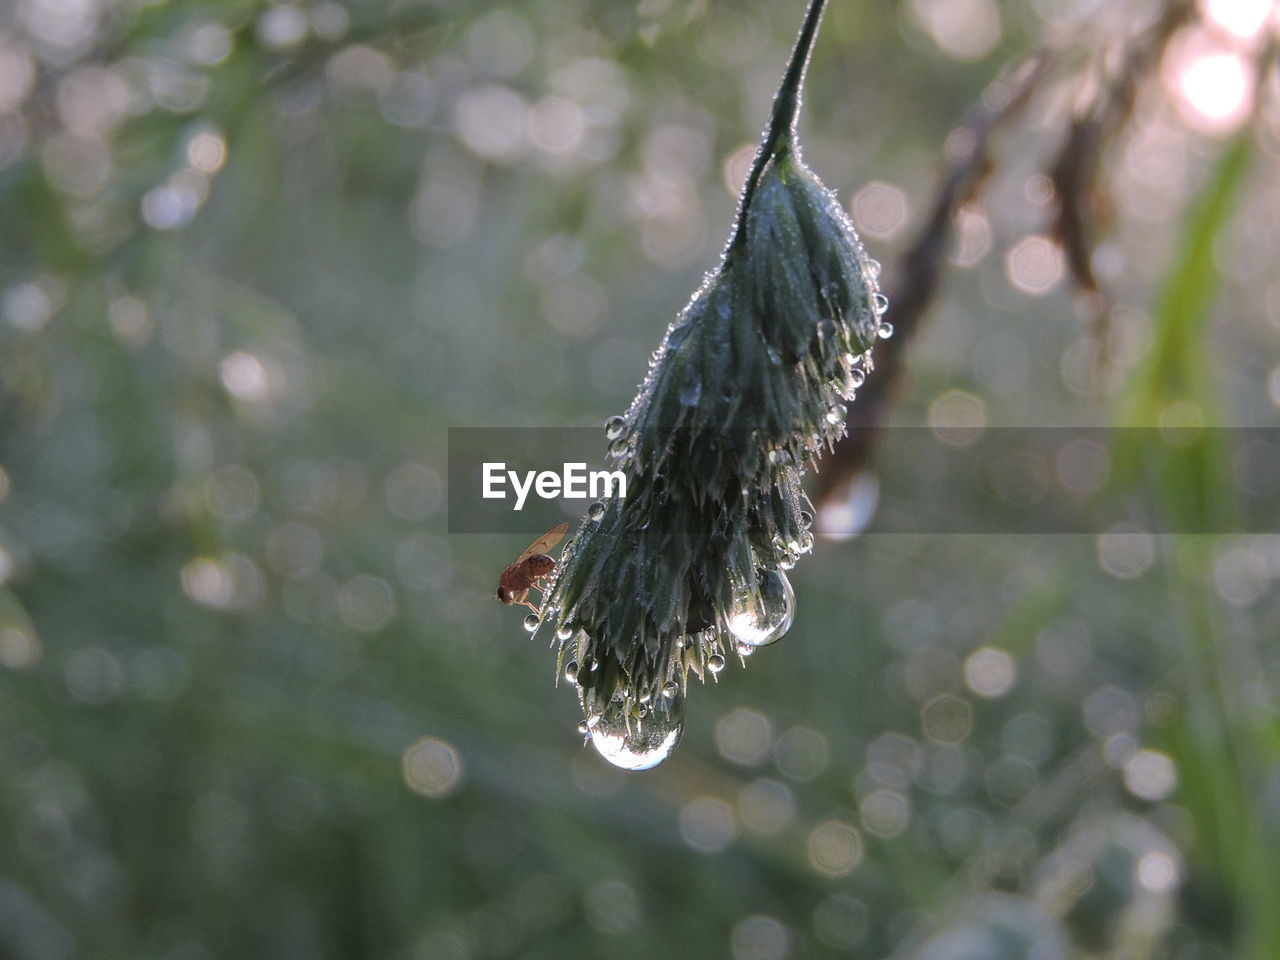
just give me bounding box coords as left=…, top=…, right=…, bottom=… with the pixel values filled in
left=520, top=258, right=890, bottom=771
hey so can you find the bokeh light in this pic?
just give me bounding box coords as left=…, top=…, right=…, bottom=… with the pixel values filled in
left=806, top=819, right=863, bottom=877
left=1004, top=235, right=1065, bottom=296
left=0, top=2, right=1276, bottom=956
left=402, top=737, right=464, bottom=798
left=1163, top=25, right=1255, bottom=135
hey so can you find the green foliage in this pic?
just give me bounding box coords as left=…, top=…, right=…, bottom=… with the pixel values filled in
left=0, top=1, right=1277, bottom=959
left=545, top=0, right=886, bottom=759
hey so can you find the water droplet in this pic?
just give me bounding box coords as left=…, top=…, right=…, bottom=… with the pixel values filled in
left=577, top=720, right=590, bottom=735
left=609, top=437, right=630, bottom=458
left=727, top=569, right=795, bottom=647
left=877, top=322, right=894, bottom=339
left=825, top=404, right=846, bottom=425
left=523, top=613, right=540, bottom=632
left=564, top=660, right=580, bottom=683
left=589, top=696, right=685, bottom=770
left=800, top=510, right=814, bottom=528
left=588, top=500, right=606, bottom=520
left=768, top=448, right=793, bottom=466
left=779, top=556, right=796, bottom=570
left=849, top=368, right=866, bottom=389
left=708, top=653, right=727, bottom=674
left=604, top=415, right=626, bottom=439
left=662, top=680, right=680, bottom=698
left=866, top=259, right=882, bottom=280
left=873, top=293, right=890, bottom=316
left=556, top=623, right=575, bottom=641
left=736, top=641, right=755, bottom=657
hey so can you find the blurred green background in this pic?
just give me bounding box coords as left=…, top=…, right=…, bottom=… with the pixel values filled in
left=2, top=0, right=1279, bottom=958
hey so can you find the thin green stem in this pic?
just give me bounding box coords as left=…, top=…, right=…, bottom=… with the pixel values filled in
left=728, top=0, right=830, bottom=251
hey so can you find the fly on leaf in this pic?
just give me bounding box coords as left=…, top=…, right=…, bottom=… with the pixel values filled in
left=496, top=521, right=569, bottom=613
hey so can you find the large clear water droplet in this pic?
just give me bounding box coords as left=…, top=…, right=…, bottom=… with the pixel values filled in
left=588, top=500, right=606, bottom=520
left=604, top=415, right=626, bottom=439
left=877, top=322, right=894, bottom=339
left=564, top=660, right=580, bottom=683
left=588, top=696, right=684, bottom=771
left=849, top=368, right=866, bottom=389
left=873, top=293, right=889, bottom=316
left=609, top=437, right=630, bottom=457
left=727, top=569, right=795, bottom=647
left=707, top=653, right=727, bottom=674
left=556, top=622, right=575, bottom=641
left=523, top=613, right=540, bottom=632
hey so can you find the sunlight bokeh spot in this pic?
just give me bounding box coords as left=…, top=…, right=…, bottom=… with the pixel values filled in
left=813, top=895, right=869, bottom=950
left=731, top=914, right=790, bottom=960
left=680, top=796, right=737, bottom=854
left=1005, top=234, right=1065, bottom=295
left=1163, top=27, right=1254, bottom=135
left=402, top=737, right=463, bottom=799
left=1096, top=525, right=1155, bottom=579
left=964, top=647, right=1016, bottom=698
left=1123, top=750, right=1178, bottom=802
left=922, top=695, right=974, bottom=744
left=737, top=779, right=796, bottom=836
left=909, top=0, right=1002, bottom=61
left=1137, top=850, right=1181, bottom=894
left=859, top=788, right=910, bottom=838
left=851, top=181, right=908, bottom=239
left=715, top=707, right=774, bottom=767
left=337, top=574, right=396, bottom=633
left=807, top=819, right=863, bottom=877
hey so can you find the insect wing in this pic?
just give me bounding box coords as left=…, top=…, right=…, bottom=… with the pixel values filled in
left=512, top=521, right=569, bottom=565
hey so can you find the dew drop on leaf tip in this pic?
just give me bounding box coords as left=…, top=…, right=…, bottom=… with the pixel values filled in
left=523, top=613, right=540, bottom=632
left=604, top=415, right=626, bottom=439
left=588, top=500, right=606, bottom=520
left=877, top=322, right=894, bottom=339
left=727, top=568, right=795, bottom=648
left=588, top=697, right=684, bottom=771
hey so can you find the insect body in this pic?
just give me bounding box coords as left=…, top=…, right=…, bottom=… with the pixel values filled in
left=496, top=522, right=569, bottom=613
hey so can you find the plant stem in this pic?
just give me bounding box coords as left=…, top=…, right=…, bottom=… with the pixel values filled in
left=729, top=0, right=830, bottom=251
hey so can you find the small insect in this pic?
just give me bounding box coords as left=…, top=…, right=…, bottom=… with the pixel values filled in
left=496, top=521, right=569, bottom=613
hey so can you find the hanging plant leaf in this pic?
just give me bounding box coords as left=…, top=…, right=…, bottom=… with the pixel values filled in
left=533, top=0, right=888, bottom=769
